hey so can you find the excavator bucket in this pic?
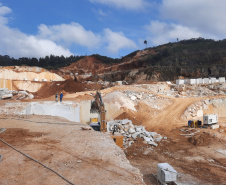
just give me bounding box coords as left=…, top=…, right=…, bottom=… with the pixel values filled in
left=90, top=100, right=99, bottom=113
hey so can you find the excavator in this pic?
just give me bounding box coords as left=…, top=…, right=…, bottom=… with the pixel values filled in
left=90, top=90, right=123, bottom=148
left=90, top=90, right=107, bottom=132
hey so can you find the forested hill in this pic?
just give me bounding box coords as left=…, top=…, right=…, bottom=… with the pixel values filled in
left=0, top=38, right=226, bottom=74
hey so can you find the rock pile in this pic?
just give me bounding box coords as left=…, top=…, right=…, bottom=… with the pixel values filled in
left=107, top=119, right=164, bottom=148
left=0, top=88, right=34, bottom=100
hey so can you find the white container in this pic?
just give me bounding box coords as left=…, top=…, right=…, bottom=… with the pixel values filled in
left=157, top=163, right=178, bottom=184
left=33, top=78, right=38, bottom=81
left=203, top=114, right=218, bottom=125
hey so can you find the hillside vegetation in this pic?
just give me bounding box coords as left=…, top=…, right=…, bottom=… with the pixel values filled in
left=0, top=38, right=226, bottom=81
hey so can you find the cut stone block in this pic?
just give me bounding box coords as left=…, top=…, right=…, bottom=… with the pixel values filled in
left=1, top=94, right=13, bottom=99
left=211, top=124, right=219, bottom=129
left=148, top=141, right=158, bottom=147
left=157, top=163, right=178, bottom=184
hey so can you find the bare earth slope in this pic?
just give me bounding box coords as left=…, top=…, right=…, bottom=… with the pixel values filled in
left=0, top=115, right=144, bottom=185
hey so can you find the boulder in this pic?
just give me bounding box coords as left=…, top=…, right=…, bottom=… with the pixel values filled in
left=130, top=96, right=137, bottom=101
left=131, top=132, right=140, bottom=139
left=27, top=94, right=34, bottom=99
left=128, top=128, right=136, bottom=134
left=1, top=94, right=13, bottom=99
left=148, top=141, right=158, bottom=147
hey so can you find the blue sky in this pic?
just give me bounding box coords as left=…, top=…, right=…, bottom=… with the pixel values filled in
left=0, top=0, right=226, bottom=59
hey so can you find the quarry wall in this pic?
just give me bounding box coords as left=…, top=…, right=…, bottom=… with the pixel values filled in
left=13, top=81, right=44, bottom=92
left=0, top=66, right=65, bottom=92
left=0, top=101, right=124, bottom=124
left=0, top=79, right=12, bottom=90
left=0, top=69, right=64, bottom=81
left=184, top=98, right=226, bottom=120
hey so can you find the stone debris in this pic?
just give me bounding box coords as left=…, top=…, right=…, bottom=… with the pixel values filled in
left=0, top=88, right=34, bottom=100
left=81, top=126, right=92, bottom=130
left=107, top=119, right=163, bottom=148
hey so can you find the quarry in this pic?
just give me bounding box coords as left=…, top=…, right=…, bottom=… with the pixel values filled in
left=0, top=65, right=226, bottom=185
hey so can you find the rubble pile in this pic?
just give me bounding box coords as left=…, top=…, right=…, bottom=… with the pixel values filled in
left=183, top=98, right=226, bottom=119
left=0, top=88, right=34, bottom=100
left=107, top=119, right=164, bottom=148
left=120, top=90, right=172, bottom=111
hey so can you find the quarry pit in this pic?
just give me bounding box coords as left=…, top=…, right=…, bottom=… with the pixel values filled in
left=0, top=66, right=226, bottom=185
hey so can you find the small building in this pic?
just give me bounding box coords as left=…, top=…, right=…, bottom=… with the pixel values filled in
left=203, top=114, right=218, bottom=125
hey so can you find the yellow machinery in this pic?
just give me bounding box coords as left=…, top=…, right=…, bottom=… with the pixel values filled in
left=188, top=120, right=203, bottom=128
left=90, top=91, right=123, bottom=148
left=90, top=90, right=107, bottom=132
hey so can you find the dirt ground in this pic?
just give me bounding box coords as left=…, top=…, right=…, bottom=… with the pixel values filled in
left=1, top=84, right=226, bottom=185
left=0, top=115, right=143, bottom=185
left=122, top=97, right=226, bottom=185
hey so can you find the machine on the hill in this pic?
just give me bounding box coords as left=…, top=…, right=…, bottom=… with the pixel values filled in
left=90, top=90, right=107, bottom=132
left=90, top=91, right=123, bottom=148
left=188, top=120, right=203, bottom=128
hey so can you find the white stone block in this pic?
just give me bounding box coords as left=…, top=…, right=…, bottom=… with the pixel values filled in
left=189, top=79, right=196, bottom=84
left=176, top=79, right=184, bottom=85
left=197, top=78, right=203, bottom=84
left=130, top=96, right=137, bottom=101
left=210, top=78, right=216, bottom=84
left=184, top=79, right=189, bottom=84
left=128, top=128, right=136, bottom=134
left=211, top=124, right=219, bottom=129
left=42, top=79, right=47, bottom=81
left=219, top=77, right=225, bottom=83
left=1, top=94, right=13, bottom=99
left=204, top=78, right=209, bottom=84
left=157, top=163, right=178, bottom=184
left=115, top=81, right=123, bottom=86
left=148, top=141, right=158, bottom=147
left=33, top=78, right=38, bottom=81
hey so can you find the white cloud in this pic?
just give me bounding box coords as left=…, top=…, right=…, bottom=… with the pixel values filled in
left=38, top=23, right=101, bottom=49
left=98, top=9, right=107, bottom=16
left=0, top=4, right=136, bottom=58
left=0, top=3, right=11, bottom=24
left=161, top=0, right=226, bottom=36
left=145, top=21, right=201, bottom=45
left=0, top=3, right=11, bottom=15
left=103, top=28, right=137, bottom=53
left=89, top=0, right=150, bottom=10
left=0, top=4, right=73, bottom=58
left=0, top=25, right=72, bottom=58
left=144, top=0, right=226, bottom=46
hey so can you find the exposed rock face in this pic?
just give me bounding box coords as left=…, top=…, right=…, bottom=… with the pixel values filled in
left=0, top=88, right=34, bottom=100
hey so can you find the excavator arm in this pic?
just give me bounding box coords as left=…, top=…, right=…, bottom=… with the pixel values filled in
left=90, top=91, right=107, bottom=132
